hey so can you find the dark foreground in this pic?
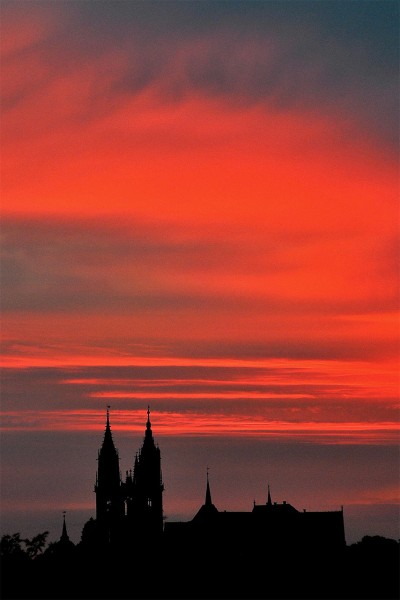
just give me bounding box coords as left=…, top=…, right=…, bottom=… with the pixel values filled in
left=1, top=535, right=399, bottom=600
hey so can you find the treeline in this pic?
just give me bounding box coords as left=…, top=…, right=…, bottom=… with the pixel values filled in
left=1, top=531, right=399, bottom=600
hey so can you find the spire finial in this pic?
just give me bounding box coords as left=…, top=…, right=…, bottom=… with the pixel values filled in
left=106, top=405, right=110, bottom=428
left=267, top=482, right=272, bottom=506
left=146, top=405, right=151, bottom=430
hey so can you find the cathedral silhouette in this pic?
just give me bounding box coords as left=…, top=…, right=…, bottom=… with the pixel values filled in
left=88, top=406, right=164, bottom=546
left=3, top=408, right=399, bottom=600
left=81, top=407, right=346, bottom=558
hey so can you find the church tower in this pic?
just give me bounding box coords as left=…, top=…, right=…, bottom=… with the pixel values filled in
left=125, top=407, right=164, bottom=537
left=94, top=407, right=125, bottom=541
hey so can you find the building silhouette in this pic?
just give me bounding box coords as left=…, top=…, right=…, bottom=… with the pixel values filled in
left=84, top=406, right=164, bottom=551
left=84, top=407, right=346, bottom=560
left=2, top=408, right=399, bottom=600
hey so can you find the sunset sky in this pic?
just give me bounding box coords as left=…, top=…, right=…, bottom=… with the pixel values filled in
left=1, top=0, right=399, bottom=546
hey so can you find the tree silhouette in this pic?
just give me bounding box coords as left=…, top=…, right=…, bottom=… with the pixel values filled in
left=1, top=529, right=399, bottom=599
left=0, top=533, right=26, bottom=559
left=23, top=531, right=49, bottom=559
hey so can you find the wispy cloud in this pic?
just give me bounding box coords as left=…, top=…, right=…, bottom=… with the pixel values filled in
left=3, top=0, right=396, bottom=145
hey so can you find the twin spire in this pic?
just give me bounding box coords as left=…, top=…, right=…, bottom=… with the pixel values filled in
left=102, top=409, right=271, bottom=511
left=104, top=405, right=153, bottom=443
left=104, top=405, right=152, bottom=429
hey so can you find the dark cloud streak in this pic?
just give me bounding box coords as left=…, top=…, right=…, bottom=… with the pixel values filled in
left=2, top=0, right=397, bottom=148
left=2, top=217, right=397, bottom=321
left=1, top=366, right=397, bottom=426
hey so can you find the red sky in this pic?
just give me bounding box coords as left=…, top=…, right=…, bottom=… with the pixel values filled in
left=1, top=0, right=399, bottom=545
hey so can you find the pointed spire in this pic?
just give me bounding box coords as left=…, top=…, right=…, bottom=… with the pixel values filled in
left=104, top=405, right=112, bottom=438
left=205, top=466, right=212, bottom=506
left=267, top=483, right=272, bottom=506
left=144, top=405, right=154, bottom=441
left=97, top=405, right=119, bottom=467
left=60, top=511, right=70, bottom=543
left=101, top=405, right=116, bottom=450
left=193, top=466, right=218, bottom=521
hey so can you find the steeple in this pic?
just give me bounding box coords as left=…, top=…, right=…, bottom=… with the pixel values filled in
left=60, top=511, right=70, bottom=543
left=101, top=405, right=115, bottom=453
left=192, top=467, right=218, bottom=521
left=94, top=406, right=125, bottom=532
left=125, top=407, right=164, bottom=536
left=267, top=483, right=272, bottom=507
left=144, top=405, right=153, bottom=442
left=97, top=406, right=120, bottom=482
left=53, top=510, right=75, bottom=554
left=205, top=466, right=212, bottom=506
left=146, top=405, right=151, bottom=430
